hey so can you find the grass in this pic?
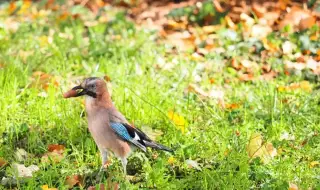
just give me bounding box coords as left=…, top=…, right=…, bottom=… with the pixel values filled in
left=0, top=2, right=320, bottom=190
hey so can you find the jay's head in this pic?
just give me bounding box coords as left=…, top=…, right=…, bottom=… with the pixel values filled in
left=64, top=77, right=107, bottom=99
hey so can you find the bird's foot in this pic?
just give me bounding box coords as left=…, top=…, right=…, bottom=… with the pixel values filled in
left=103, top=160, right=112, bottom=168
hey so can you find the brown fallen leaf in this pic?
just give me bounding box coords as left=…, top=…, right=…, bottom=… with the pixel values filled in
left=279, top=7, right=313, bottom=31
left=48, top=144, right=65, bottom=153
left=0, top=158, right=7, bottom=167
left=299, top=16, right=316, bottom=31
left=239, top=73, right=254, bottom=81
left=225, top=103, right=240, bottom=110
left=289, top=182, right=299, bottom=190
left=8, top=2, right=17, bottom=15
left=65, top=175, right=84, bottom=189
left=30, top=71, right=59, bottom=91
left=41, top=144, right=65, bottom=163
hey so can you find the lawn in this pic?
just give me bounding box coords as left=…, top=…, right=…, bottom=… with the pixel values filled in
left=0, top=1, right=319, bottom=189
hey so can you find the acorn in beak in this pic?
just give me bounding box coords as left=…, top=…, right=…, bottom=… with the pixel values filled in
left=64, top=84, right=97, bottom=98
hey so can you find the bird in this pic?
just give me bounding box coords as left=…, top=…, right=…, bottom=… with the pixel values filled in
left=64, top=77, right=173, bottom=175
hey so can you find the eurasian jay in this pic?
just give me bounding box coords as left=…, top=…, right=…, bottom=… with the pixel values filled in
left=64, top=77, right=173, bottom=174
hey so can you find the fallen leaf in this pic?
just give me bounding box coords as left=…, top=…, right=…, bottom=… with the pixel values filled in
left=279, top=132, right=295, bottom=141
left=279, top=7, right=313, bottom=31
left=278, top=81, right=312, bottom=92
left=0, top=158, right=7, bottom=167
left=8, top=2, right=17, bottom=15
left=30, top=71, right=59, bottom=90
left=87, top=184, right=106, bottom=190
left=186, top=159, right=201, bottom=170
left=19, top=0, right=32, bottom=14
left=225, top=103, right=240, bottom=110
left=309, top=161, right=319, bottom=168
left=299, top=16, right=316, bottom=31
left=13, top=163, right=39, bottom=178
left=247, top=133, right=277, bottom=164
left=41, top=152, right=64, bottom=163
left=41, top=185, right=58, bottom=190
left=65, top=175, right=83, bottom=189
left=167, top=156, right=176, bottom=165
left=41, top=144, right=65, bottom=163
left=48, top=144, right=65, bottom=153
left=289, top=182, right=299, bottom=190
left=282, top=41, right=296, bottom=55
left=239, top=73, right=254, bottom=81
left=168, top=111, right=187, bottom=133
left=15, top=148, right=29, bottom=162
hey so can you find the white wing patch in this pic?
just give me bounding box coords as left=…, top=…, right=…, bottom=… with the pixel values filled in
left=133, top=132, right=140, bottom=141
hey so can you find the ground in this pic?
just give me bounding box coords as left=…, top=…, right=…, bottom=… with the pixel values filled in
left=0, top=1, right=319, bottom=190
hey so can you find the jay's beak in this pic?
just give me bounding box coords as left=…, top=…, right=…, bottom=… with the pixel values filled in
left=63, top=85, right=87, bottom=98
left=64, top=84, right=97, bottom=98
left=72, top=85, right=88, bottom=97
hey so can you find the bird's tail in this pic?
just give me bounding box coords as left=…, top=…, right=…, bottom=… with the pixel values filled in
left=144, top=141, right=174, bottom=153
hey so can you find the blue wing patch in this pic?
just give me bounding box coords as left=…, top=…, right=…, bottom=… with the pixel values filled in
left=110, top=123, right=132, bottom=141
left=110, top=122, right=147, bottom=152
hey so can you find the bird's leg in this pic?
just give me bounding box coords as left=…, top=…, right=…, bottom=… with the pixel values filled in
left=99, top=149, right=108, bottom=172
left=97, top=149, right=108, bottom=182
left=121, top=158, right=127, bottom=176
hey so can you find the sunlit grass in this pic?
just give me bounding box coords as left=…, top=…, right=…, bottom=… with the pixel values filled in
left=0, top=2, right=319, bottom=190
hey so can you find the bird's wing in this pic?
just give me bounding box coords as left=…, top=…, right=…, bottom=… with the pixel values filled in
left=110, top=122, right=148, bottom=152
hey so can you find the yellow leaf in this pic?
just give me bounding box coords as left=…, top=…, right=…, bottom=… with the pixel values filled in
left=19, top=0, right=32, bottom=14
left=41, top=185, right=58, bottom=190
left=168, top=111, right=187, bottom=133
left=167, top=156, right=176, bottom=165
left=247, top=133, right=277, bottom=164
left=8, top=2, right=17, bottom=15
left=39, top=36, right=49, bottom=47
left=310, top=161, right=319, bottom=168
left=299, top=81, right=312, bottom=92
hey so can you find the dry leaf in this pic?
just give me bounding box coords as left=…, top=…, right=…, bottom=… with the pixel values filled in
left=167, top=156, right=176, bottom=165
left=309, top=161, right=319, bottom=168
left=247, top=133, right=277, bottom=164
left=168, top=111, right=187, bottom=133
left=87, top=184, right=106, bottom=190
left=41, top=144, right=65, bottom=163
left=278, top=81, right=312, bottom=92
left=13, top=163, right=39, bottom=178
left=225, top=103, right=240, bottom=110
left=0, top=158, right=7, bottom=167
left=15, top=148, right=29, bottom=162
left=47, top=144, right=65, bottom=153
left=41, top=152, right=64, bottom=163
left=289, top=182, right=299, bottom=190
left=279, top=8, right=313, bottom=30
left=41, top=185, right=58, bottom=190
left=299, top=16, right=316, bottom=31
left=279, top=132, right=295, bottom=141
left=186, top=159, right=201, bottom=170
left=8, top=2, right=17, bottom=15
left=30, top=71, right=59, bottom=90
left=65, top=175, right=83, bottom=189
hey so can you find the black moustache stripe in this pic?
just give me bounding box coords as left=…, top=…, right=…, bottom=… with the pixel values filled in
left=86, top=91, right=97, bottom=98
